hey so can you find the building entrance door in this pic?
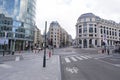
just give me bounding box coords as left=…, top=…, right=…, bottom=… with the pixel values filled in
left=83, top=39, right=87, bottom=48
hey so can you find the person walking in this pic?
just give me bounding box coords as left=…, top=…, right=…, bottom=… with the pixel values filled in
left=107, top=46, right=110, bottom=55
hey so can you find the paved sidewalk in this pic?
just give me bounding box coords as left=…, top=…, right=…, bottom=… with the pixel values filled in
left=0, top=50, right=61, bottom=80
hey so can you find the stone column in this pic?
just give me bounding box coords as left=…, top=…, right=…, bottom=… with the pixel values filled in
left=23, top=41, right=25, bottom=51
left=98, top=39, right=101, bottom=47
left=81, top=39, right=83, bottom=48
left=92, top=39, right=95, bottom=47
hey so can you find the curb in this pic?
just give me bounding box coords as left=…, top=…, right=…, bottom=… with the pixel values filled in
left=0, top=55, right=23, bottom=62
left=58, top=56, right=62, bottom=80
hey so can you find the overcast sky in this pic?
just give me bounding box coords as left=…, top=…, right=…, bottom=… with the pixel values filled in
left=35, top=0, right=120, bottom=39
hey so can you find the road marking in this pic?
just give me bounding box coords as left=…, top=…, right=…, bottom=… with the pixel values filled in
left=15, top=56, right=20, bottom=61
left=70, top=57, right=77, bottom=61
left=85, top=55, right=92, bottom=58
left=80, top=56, right=89, bottom=59
left=65, top=57, right=71, bottom=63
left=76, top=56, right=83, bottom=60
left=114, top=64, right=120, bottom=67
left=0, top=64, right=12, bottom=69
left=66, top=67, right=79, bottom=74
left=71, top=51, right=76, bottom=53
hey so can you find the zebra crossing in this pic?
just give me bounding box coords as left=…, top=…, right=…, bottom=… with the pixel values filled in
left=64, top=55, right=92, bottom=63
left=63, top=54, right=111, bottom=63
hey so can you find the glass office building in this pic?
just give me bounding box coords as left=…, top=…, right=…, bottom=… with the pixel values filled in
left=0, top=0, right=36, bottom=51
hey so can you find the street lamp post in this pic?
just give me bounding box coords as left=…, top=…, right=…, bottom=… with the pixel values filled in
left=3, top=40, right=5, bottom=56
left=12, top=33, right=15, bottom=55
left=43, top=21, right=47, bottom=67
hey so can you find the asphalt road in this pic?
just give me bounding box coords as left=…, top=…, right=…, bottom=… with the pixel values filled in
left=60, top=47, right=120, bottom=80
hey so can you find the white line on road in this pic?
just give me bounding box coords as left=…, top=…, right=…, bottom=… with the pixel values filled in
left=0, top=64, right=12, bottom=69
left=80, top=56, right=89, bottom=59
left=15, top=56, right=20, bottom=61
left=70, top=57, right=77, bottom=61
left=76, top=56, right=83, bottom=60
left=65, top=57, right=71, bottom=63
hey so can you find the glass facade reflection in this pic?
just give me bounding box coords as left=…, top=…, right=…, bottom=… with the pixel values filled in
left=0, top=0, right=36, bottom=51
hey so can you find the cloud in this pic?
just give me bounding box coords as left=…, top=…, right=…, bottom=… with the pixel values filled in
left=35, top=0, right=120, bottom=39
left=56, top=0, right=72, bottom=5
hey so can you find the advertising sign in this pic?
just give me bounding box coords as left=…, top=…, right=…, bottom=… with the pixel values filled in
left=0, top=38, right=8, bottom=45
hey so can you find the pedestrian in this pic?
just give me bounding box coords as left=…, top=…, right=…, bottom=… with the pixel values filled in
left=107, top=46, right=110, bottom=55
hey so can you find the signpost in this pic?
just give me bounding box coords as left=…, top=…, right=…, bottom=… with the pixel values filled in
left=43, top=21, right=47, bottom=67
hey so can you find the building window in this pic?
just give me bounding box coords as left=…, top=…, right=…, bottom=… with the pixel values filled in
left=104, top=29, right=106, bottom=34
left=84, top=18, right=86, bottom=22
left=90, top=18, right=92, bottom=22
left=0, top=32, right=4, bottom=37
left=89, top=27, right=93, bottom=33
left=95, top=28, right=96, bottom=33
left=79, top=29, right=82, bottom=33
left=107, top=30, right=109, bottom=35
left=79, top=25, right=82, bottom=28
left=112, top=31, right=114, bottom=36
left=89, top=24, right=93, bottom=33
left=83, top=27, right=87, bottom=33
left=110, top=31, right=111, bottom=35
left=89, top=34, right=93, bottom=37
left=115, top=32, right=117, bottom=36
left=79, top=40, right=82, bottom=44
left=79, top=35, right=81, bottom=37
left=89, top=24, right=93, bottom=26
left=95, top=40, right=97, bottom=45
left=89, top=39, right=92, bottom=44
left=101, top=29, right=103, bottom=34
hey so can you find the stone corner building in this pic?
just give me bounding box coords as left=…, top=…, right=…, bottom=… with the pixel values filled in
left=76, top=13, right=120, bottom=48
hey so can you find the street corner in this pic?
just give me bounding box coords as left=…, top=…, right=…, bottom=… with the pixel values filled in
left=43, top=55, right=61, bottom=80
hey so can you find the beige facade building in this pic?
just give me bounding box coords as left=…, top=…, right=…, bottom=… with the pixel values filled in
left=49, top=21, right=70, bottom=48
left=76, top=13, right=120, bottom=48
left=34, top=26, right=43, bottom=48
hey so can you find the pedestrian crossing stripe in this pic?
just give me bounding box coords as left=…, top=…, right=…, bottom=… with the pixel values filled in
left=75, top=56, right=83, bottom=60
left=64, top=55, right=93, bottom=63
left=70, top=57, right=77, bottom=61
left=65, top=57, right=71, bottom=63
left=80, top=56, right=89, bottom=59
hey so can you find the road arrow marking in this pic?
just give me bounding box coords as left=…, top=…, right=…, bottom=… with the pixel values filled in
left=15, top=56, right=20, bottom=61
left=0, top=64, right=12, bottom=69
